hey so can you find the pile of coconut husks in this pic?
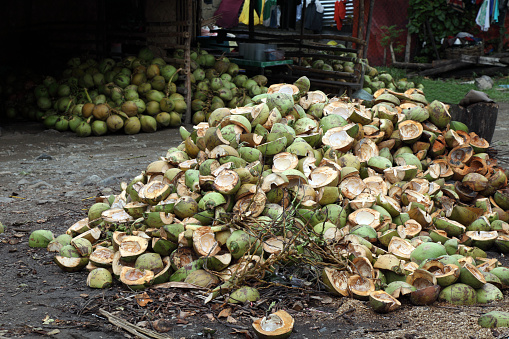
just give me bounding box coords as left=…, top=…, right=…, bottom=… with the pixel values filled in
left=29, top=76, right=509, bottom=334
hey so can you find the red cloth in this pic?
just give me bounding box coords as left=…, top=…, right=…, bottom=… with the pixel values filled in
left=214, top=0, right=245, bottom=29
left=334, top=0, right=347, bottom=30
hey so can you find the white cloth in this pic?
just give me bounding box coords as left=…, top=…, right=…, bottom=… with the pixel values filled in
left=305, top=0, right=324, bottom=13
left=475, top=0, right=490, bottom=32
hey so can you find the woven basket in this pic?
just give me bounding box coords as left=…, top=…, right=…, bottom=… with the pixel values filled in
left=445, top=43, right=483, bottom=59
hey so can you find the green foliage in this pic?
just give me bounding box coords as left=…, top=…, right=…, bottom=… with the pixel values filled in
left=380, top=25, right=405, bottom=59
left=408, top=0, right=476, bottom=59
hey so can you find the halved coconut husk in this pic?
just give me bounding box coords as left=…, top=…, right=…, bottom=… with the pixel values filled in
left=213, top=169, right=241, bottom=195
left=252, top=310, right=294, bottom=339
left=89, top=246, right=115, bottom=268
left=460, top=262, right=487, bottom=288
left=262, top=173, right=289, bottom=192
left=233, top=191, right=267, bottom=217
left=54, top=256, right=89, bottom=272
left=398, top=120, right=422, bottom=143
left=272, top=152, right=298, bottom=172
left=470, top=133, right=490, bottom=153
left=373, top=254, right=403, bottom=273
left=323, top=101, right=352, bottom=119
left=352, top=257, right=375, bottom=278
left=410, top=284, right=441, bottom=306
left=348, top=274, right=376, bottom=300
left=447, top=145, right=474, bottom=168
left=321, top=267, right=350, bottom=296
left=476, top=258, right=499, bottom=272
left=119, top=236, right=149, bottom=262
left=383, top=165, right=418, bottom=184
left=66, top=217, right=90, bottom=237
left=397, top=219, right=422, bottom=239
left=263, top=236, right=286, bottom=255
left=369, top=290, right=401, bottom=313
left=407, top=269, right=437, bottom=289
left=72, top=227, right=101, bottom=244
left=340, top=176, right=366, bottom=200
left=308, top=166, right=339, bottom=188
left=348, top=208, right=381, bottom=229
left=363, top=176, right=388, bottom=196
left=465, top=231, right=498, bottom=250
left=388, top=237, right=415, bottom=260
left=322, top=127, right=355, bottom=152
left=193, top=227, right=221, bottom=257
left=120, top=266, right=154, bottom=290
left=353, top=138, right=379, bottom=163
left=349, top=193, right=376, bottom=210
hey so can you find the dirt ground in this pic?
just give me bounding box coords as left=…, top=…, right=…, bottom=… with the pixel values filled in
left=1, top=104, right=509, bottom=339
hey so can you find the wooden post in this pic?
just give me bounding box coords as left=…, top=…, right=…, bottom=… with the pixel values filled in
left=449, top=102, right=499, bottom=143
left=363, top=0, right=375, bottom=59
left=248, top=0, right=254, bottom=40
left=425, top=19, right=440, bottom=60
left=184, top=0, right=193, bottom=124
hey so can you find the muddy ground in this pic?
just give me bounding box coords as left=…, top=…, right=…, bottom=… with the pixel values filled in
left=1, top=104, right=509, bottom=339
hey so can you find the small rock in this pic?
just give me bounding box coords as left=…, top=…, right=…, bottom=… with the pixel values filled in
left=28, top=181, right=52, bottom=189
left=292, top=301, right=304, bottom=311
left=17, top=179, right=30, bottom=185
left=0, top=197, right=15, bottom=203
left=82, top=175, right=102, bottom=186
left=99, top=176, right=119, bottom=187
left=102, top=188, right=113, bottom=194
left=65, top=191, right=82, bottom=197
left=475, top=75, right=494, bottom=90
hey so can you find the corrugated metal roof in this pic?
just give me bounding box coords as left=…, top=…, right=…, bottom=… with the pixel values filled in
left=320, top=0, right=354, bottom=28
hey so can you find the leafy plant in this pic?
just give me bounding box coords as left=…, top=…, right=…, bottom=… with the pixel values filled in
left=379, top=25, right=405, bottom=65
left=408, top=0, right=476, bottom=59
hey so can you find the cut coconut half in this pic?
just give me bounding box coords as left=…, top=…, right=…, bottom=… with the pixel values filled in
left=383, top=165, right=418, bottom=184
left=369, top=290, right=402, bottom=313
left=252, top=310, right=294, bottom=339
left=348, top=208, right=381, bottom=229
left=119, top=236, right=149, bottom=262
left=322, top=127, right=355, bottom=152
left=263, top=237, right=285, bottom=255
left=193, top=227, right=221, bottom=257
left=272, top=152, right=299, bottom=172
left=308, top=166, right=339, bottom=188
left=388, top=237, right=415, bottom=260
left=323, top=101, right=352, bottom=119
left=398, top=120, right=423, bottom=143
left=352, top=257, right=375, bottom=279
left=101, top=208, right=133, bottom=224
left=406, top=269, right=437, bottom=289
left=66, top=217, right=91, bottom=237
left=89, top=246, right=115, bottom=268
left=353, top=138, right=379, bottom=163
left=363, top=176, right=388, bottom=196
left=120, top=266, right=154, bottom=290
left=322, top=267, right=350, bottom=296
left=233, top=191, right=267, bottom=218
left=213, top=169, right=241, bottom=195
left=340, top=176, right=367, bottom=200
left=262, top=173, right=289, bottom=192
left=348, top=274, right=376, bottom=300
left=349, top=193, right=376, bottom=210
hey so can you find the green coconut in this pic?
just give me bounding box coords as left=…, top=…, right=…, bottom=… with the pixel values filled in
left=88, top=203, right=111, bottom=223
left=228, top=286, right=260, bottom=304
left=59, top=244, right=81, bottom=258
left=87, top=268, right=113, bottom=289
left=184, top=269, right=220, bottom=288
left=476, top=283, right=503, bottom=303
left=384, top=281, right=416, bottom=298
left=71, top=237, right=93, bottom=257
left=135, top=253, right=164, bottom=273
left=410, top=242, right=447, bottom=265
left=29, top=230, right=54, bottom=248
left=226, top=230, right=261, bottom=259
left=438, top=283, right=477, bottom=305
left=47, top=234, right=72, bottom=252
left=478, top=311, right=509, bottom=328
left=490, top=267, right=509, bottom=286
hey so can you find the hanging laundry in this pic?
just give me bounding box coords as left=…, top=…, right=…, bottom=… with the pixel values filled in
left=446, top=0, right=466, bottom=12
left=279, top=0, right=299, bottom=30
left=304, top=0, right=324, bottom=13
left=334, top=0, right=346, bottom=30
left=214, top=0, right=245, bottom=29
left=239, top=0, right=262, bottom=25
left=304, top=0, right=324, bottom=33
left=476, top=0, right=491, bottom=31
left=264, top=0, right=278, bottom=27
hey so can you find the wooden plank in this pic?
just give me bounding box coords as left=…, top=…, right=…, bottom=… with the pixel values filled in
left=460, top=55, right=506, bottom=67
left=392, top=61, right=433, bottom=69
left=212, top=29, right=366, bottom=45
left=290, top=65, right=358, bottom=78
left=419, top=62, right=471, bottom=76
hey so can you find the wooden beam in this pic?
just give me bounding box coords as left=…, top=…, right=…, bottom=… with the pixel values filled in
left=363, top=0, right=375, bottom=59
left=419, top=62, right=471, bottom=76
